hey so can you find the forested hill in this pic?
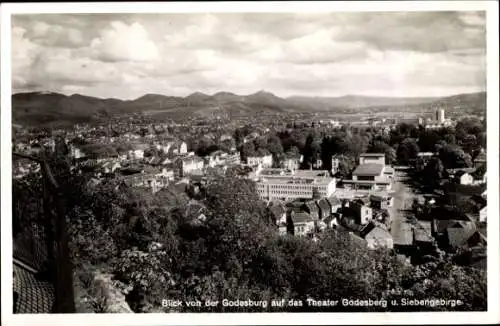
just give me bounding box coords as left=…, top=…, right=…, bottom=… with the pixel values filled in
left=12, top=91, right=486, bottom=126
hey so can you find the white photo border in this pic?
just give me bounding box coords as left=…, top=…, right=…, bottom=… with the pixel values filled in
left=1, top=1, right=499, bottom=325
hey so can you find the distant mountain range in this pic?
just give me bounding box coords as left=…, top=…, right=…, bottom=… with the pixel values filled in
left=12, top=90, right=486, bottom=126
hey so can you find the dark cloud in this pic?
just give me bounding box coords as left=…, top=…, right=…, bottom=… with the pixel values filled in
left=334, top=12, right=485, bottom=53
left=11, top=11, right=487, bottom=98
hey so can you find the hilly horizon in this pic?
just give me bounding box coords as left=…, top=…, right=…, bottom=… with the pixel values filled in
left=12, top=90, right=486, bottom=127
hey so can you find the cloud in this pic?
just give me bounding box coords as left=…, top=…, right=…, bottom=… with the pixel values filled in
left=17, top=21, right=85, bottom=48
left=459, top=12, right=486, bottom=26
left=90, top=21, right=160, bottom=62
left=11, top=12, right=486, bottom=99
left=334, top=12, right=486, bottom=53
left=254, top=29, right=369, bottom=64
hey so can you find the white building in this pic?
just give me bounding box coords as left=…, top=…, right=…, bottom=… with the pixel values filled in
left=339, top=153, right=394, bottom=205
left=358, top=153, right=385, bottom=165
left=122, top=173, right=168, bottom=194
left=456, top=171, right=474, bottom=185
left=436, top=108, right=445, bottom=123
left=128, top=149, right=145, bottom=160
left=157, top=140, right=188, bottom=156
left=342, top=153, right=393, bottom=192
left=425, top=108, right=454, bottom=129
left=176, top=156, right=204, bottom=177
left=479, top=206, right=487, bottom=223
left=282, top=154, right=302, bottom=171
left=206, top=150, right=241, bottom=167
left=70, top=145, right=86, bottom=159
left=250, top=168, right=336, bottom=202
left=247, top=154, right=273, bottom=168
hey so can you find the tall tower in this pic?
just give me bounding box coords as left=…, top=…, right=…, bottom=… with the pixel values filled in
left=331, top=156, right=340, bottom=174
left=439, top=109, right=445, bottom=123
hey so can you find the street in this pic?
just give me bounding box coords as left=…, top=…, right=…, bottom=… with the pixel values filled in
left=389, top=168, right=418, bottom=244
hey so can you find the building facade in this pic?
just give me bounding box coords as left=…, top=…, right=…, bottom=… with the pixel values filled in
left=251, top=169, right=336, bottom=202
left=247, top=154, right=273, bottom=168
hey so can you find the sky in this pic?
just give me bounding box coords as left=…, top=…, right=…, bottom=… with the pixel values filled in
left=11, top=11, right=486, bottom=100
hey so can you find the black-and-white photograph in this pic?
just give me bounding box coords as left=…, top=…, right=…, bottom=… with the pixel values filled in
left=1, top=1, right=499, bottom=325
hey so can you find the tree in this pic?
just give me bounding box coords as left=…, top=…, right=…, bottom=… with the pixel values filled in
left=476, top=132, right=486, bottom=149
left=421, top=157, right=444, bottom=189
left=286, top=146, right=300, bottom=157
left=418, top=130, right=441, bottom=153
left=438, top=145, right=472, bottom=169
left=267, top=134, right=285, bottom=167
left=254, top=136, right=268, bottom=152
left=385, top=147, right=397, bottom=166
left=390, top=123, right=417, bottom=146
left=55, top=136, right=69, bottom=157
left=112, top=245, right=175, bottom=312
left=396, top=138, right=420, bottom=165
left=346, top=134, right=368, bottom=157
left=34, top=149, right=487, bottom=313
left=368, top=140, right=396, bottom=165
left=240, top=142, right=256, bottom=162
left=336, top=155, right=356, bottom=178
left=302, top=134, right=322, bottom=169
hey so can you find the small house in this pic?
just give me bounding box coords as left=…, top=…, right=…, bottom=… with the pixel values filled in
left=323, top=214, right=339, bottom=229
left=413, top=221, right=434, bottom=251
left=326, top=196, right=342, bottom=214
left=370, top=195, right=387, bottom=210
left=455, top=171, right=474, bottom=185
left=346, top=201, right=372, bottom=225
left=289, top=212, right=315, bottom=237
left=316, top=198, right=331, bottom=220
left=393, top=222, right=414, bottom=254
left=479, top=206, right=487, bottom=223
left=268, top=203, right=287, bottom=226
left=445, top=221, right=478, bottom=250
left=364, top=226, right=394, bottom=250
left=302, top=201, right=320, bottom=220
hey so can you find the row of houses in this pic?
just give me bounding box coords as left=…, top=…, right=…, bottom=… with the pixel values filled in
left=392, top=203, right=487, bottom=269
left=269, top=194, right=393, bottom=250
left=268, top=196, right=342, bottom=237
left=75, top=147, right=241, bottom=193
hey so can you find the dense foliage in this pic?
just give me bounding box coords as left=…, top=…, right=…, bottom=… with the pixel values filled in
left=13, top=117, right=487, bottom=313
left=60, top=172, right=486, bottom=312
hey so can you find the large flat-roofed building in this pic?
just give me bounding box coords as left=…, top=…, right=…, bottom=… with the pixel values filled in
left=341, top=153, right=393, bottom=193
left=359, top=153, right=385, bottom=165
left=352, top=163, right=385, bottom=181
left=250, top=168, right=336, bottom=202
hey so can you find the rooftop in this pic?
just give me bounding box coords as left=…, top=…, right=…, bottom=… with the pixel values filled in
left=304, top=201, right=319, bottom=211
left=342, top=179, right=390, bottom=185
left=392, top=223, right=413, bottom=246
left=317, top=198, right=330, bottom=210
left=365, top=226, right=392, bottom=241
left=414, top=221, right=433, bottom=243
left=254, top=169, right=334, bottom=185
left=360, top=153, right=385, bottom=158
left=292, top=212, right=314, bottom=223
left=352, top=163, right=384, bottom=176
left=259, top=168, right=330, bottom=178
left=326, top=196, right=341, bottom=206
left=448, top=226, right=477, bottom=248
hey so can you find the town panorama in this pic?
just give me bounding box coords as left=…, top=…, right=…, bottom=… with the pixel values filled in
left=10, top=11, right=488, bottom=314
